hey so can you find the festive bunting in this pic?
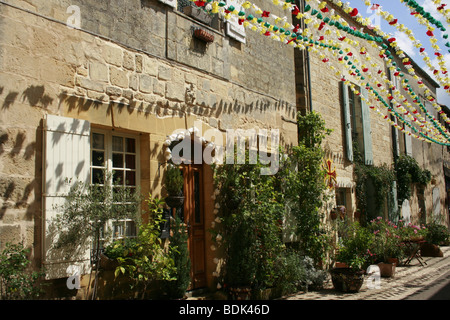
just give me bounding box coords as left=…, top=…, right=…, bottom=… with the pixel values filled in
left=189, top=0, right=450, bottom=146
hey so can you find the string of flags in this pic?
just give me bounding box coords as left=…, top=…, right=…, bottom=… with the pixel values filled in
left=189, top=0, right=450, bottom=146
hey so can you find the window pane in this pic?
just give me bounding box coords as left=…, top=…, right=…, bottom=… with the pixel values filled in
left=113, top=153, right=124, bottom=168
left=125, top=154, right=136, bottom=169
left=125, top=220, right=137, bottom=237
left=194, top=171, right=201, bottom=223
left=92, top=133, right=104, bottom=150
left=92, top=168, right=105, bottom=184
left=92, top=151, right=105, bottom=167
left=113, top=170, right=124, bottom=185
left=126, top=138, right=136, bottom=153
left=112, top=136, right=123, bottom=152
left=126, top=171, right=136, bottom=186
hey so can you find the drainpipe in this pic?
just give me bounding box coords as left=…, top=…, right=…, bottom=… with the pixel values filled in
left=299, top=0, right=313, bottom=112
left=306, top=49, right=313, bottom=112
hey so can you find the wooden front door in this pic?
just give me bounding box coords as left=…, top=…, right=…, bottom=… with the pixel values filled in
left=180, top=164, right=206, bottom=289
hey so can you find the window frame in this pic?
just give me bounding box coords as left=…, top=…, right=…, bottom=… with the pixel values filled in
left=90, top=128, right=141, bottom=242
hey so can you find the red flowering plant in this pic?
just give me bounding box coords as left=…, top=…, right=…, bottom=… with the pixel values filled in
left=367, top=217, right=403, bottom=263
left=397, top=220, right=428, bottom=242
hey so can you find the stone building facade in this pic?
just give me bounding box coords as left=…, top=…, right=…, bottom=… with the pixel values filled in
left=0, top=0, right=297, bottom=297
left=0, top=0, right=449, bottom=299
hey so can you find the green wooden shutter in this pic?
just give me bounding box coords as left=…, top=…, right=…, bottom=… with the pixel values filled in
left=341, top=81, right=353, bottom=162
left=361, top=87, right=373, bottom=165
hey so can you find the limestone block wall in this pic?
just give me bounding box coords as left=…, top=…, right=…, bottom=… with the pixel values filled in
left=303, top=1, right=396, bottom=219
left=0, top=0, right=298, bottom=292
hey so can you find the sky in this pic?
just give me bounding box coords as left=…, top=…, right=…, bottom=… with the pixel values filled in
left=347, top=0, right=450, bottom=107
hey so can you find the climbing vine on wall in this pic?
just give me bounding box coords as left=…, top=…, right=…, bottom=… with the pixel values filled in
left=353, top=142, right=396, bottom=222
left=396, top=154, right=432, bottom=204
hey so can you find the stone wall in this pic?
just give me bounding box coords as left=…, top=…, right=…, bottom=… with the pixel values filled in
left=0, top=0, right=298, bottom=294
left=302, top=1, right=396, bottom=219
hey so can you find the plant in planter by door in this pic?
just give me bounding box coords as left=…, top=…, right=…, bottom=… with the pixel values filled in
left=164, top=164, right=185, bottom=208
left=212, top=152, right=286, bottom=299
left=425, top=221, right=450, bottom=246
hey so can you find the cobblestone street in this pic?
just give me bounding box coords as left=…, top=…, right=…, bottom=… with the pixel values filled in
left=281, top=246, right=450, bottom=300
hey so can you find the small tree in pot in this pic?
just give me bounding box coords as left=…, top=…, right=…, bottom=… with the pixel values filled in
left=164, top=164, right=185, bottom=209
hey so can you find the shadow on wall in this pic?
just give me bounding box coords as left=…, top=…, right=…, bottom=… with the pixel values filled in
left=0, top=85, right=46, bottom=265
left=57, top=88, right=296, bottom=124
left=1, top=85, right=54, bottom=111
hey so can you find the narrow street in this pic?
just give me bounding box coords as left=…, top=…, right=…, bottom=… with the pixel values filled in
left=282, top=246, right=450, bottom=300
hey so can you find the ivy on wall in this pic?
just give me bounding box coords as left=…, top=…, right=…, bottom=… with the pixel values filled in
left=396, top=154, right=432, bottom=204
left=353, top=142, right=396, bottom=222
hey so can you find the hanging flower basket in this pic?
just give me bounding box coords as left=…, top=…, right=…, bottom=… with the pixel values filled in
left=193, top=28, right=214, bottom=43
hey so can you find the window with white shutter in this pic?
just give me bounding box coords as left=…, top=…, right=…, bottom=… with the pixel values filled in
left=342, top=81, right=373, bottom=165
left=43, top=114, right=91, bottom=279
left=341, top=81, right=353, bottom=162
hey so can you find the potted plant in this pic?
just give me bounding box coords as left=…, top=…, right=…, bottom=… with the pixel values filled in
left=164, top=164, right=184, bottom=208
left=330, top=222, right=374, bottom=293
left=367, top=217, right=403, bottom=277
left=421, top=222, right=449, bottom=257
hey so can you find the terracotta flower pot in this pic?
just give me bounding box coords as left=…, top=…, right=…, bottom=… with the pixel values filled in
left=193, top=28, right=214, bottom=43
left=377, top=262, right=396, bottom=278
left=420, top=242, right=443, bottom=257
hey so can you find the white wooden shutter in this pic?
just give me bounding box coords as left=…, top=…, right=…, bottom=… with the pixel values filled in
left=43, top=114, right=91, bottom=279
left=361, top=88, right=373, bottom=165
left=226, top=0, right=246, bottom=43
left=159, top=0, right=177, bottom=8
left=341, top=81, right=353, bottom=162
left=405, top=123, right=413, bottom=156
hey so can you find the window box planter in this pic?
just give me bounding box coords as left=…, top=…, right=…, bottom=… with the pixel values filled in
left=183, top=5, right=213, bottom=25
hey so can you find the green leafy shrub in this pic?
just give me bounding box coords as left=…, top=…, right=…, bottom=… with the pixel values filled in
left=366, top=217, right=403, bottom=262
left=425, top=222, right=450, bottom=245
left=0, top=243, right=45, bottom=300
left=336, top=222, right=375, bottom=270
left=164, top=214, right=191, bottom=299
left=281, top=111, right=332, bottom=265
left=114, top=196, right=176, bottom=299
